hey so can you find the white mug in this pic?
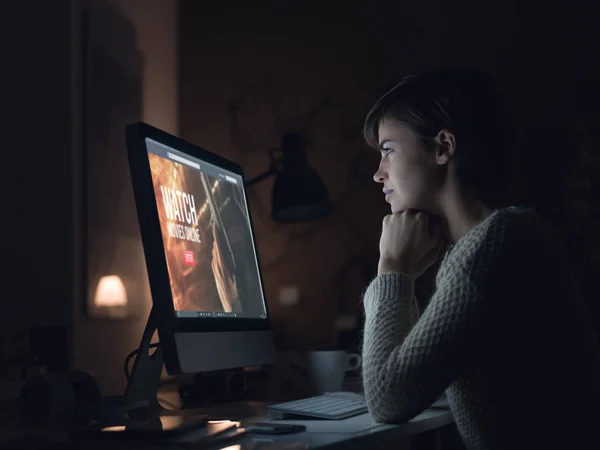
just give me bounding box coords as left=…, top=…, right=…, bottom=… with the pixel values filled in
left=306, top=350, right=362, bottom=394
left=269, top=350, right=362, bottom=400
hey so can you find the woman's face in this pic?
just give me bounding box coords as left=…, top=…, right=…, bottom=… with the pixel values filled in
left=373, top=119, right=443, bottom=214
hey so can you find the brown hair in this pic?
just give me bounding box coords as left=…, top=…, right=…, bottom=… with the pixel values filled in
left=364, top=68, right=515, bottom=206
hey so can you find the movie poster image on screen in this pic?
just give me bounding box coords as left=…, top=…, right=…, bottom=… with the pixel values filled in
left=148, top=152, right=267, bottom=318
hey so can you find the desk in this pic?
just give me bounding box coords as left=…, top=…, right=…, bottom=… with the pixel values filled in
left=231, top=404, right=455, bottom=450
left=167, top=394, right=455, bottom=449
left=148, top=377, right=457, bottom=449
left=0, top=397, right=456, bottom=450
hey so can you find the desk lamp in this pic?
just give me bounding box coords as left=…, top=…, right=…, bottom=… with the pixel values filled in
left=245, top=133, right=331, bottom=223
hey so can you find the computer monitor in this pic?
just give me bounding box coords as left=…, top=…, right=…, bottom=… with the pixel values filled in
left=124, top=122, right=276, bottom=389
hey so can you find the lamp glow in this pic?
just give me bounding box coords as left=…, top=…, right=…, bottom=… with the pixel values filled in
left=93, top=275, right=128, bottom=318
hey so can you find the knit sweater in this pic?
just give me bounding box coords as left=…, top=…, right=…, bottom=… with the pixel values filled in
left=362, top=206, right=600, bottom=450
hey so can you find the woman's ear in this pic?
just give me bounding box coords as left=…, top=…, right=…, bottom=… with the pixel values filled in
left=435, top=129, right=456, bottom=165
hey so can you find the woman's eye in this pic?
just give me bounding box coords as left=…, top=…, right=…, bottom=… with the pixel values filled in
left=382, top=147, right=394, bottom=156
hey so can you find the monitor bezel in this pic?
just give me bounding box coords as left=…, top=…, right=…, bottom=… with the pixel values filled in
left=125, top=122, right=273, bottom=354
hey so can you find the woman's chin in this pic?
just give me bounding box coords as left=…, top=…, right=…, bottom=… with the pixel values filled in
left=391, top=202, right=415, bottom=214
left=391, top=203, right=430, bottom=214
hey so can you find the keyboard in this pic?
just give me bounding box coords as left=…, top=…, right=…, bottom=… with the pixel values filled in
left=267, top=392, right=368, bottom=420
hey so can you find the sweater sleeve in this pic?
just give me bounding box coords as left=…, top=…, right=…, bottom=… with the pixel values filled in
left=409, top=294, right=420, bottom=328
left=361, top=270, right=483, bottom=423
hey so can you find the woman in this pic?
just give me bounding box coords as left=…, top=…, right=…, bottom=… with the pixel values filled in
left=361, top=68, right=600, bottom=450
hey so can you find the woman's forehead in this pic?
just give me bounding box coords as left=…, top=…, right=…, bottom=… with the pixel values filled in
left=378, top=120, right=417, bottom=143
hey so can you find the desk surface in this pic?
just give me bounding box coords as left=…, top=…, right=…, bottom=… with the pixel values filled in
left=187, top=396, right=454, bottom=450
left=233, top=405, right=455, bottom=450
left=0, top=399, right=454, bottom=450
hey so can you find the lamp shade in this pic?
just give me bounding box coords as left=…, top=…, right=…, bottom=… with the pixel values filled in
left=94, top=275, right=127, bottom=307
left=270, top=133, right=331, bottom=223
left=271, top=165, right=331, bottom=222
left=92, top=275, right=128, bottom=319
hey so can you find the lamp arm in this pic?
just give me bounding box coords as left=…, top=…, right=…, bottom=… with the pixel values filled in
left=245, top=152, right=281, bottom=187
left=245, top=168, right=278, bottom=187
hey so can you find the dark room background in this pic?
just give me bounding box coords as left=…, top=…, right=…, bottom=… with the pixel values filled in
left=2, top=0, right=600, bottom=395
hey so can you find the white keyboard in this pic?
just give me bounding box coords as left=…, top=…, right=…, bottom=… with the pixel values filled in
left=267, top=392, right=368, bottom=420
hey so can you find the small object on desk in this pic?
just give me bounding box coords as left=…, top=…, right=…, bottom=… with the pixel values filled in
left=70, top=414, right=238, bottom=444
left=247, top=422, right=306, bottom=434
left=267, top=391, right=368, bottom=420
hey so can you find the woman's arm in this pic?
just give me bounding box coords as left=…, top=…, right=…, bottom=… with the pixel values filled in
left=361, top=270, right=483, bottom=423
left=409, top=294, right=420, bottom=328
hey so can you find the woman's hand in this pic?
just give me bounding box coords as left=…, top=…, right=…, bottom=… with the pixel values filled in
left=378, top=210, right=445, bottom=279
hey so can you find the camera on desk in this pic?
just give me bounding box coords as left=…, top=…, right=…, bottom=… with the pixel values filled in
left=178, top=369, right=247, bottom=408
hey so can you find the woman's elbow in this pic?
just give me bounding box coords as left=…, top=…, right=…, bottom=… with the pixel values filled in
left=363, top=372, right=417, bottom=423
left=368, top=403, right=411, bottom=424
left=365, top=387, right=424, bottom=424
left=366, top=394, right=414, bottom=424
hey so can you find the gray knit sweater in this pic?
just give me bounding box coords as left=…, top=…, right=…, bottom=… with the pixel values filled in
left=362, top=207, right=600, bottom=450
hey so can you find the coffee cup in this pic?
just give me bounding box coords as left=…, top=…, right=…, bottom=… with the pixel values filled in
left=268, top=350, right=362, bottom=400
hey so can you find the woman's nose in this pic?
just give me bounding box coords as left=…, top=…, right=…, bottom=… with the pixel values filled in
left=373, top=165, right=386, bottom=183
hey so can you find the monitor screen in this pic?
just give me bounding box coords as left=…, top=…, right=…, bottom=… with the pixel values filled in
left=144, top=137, right=268, bottom=320
left=126, top=123, right=275, bottom=375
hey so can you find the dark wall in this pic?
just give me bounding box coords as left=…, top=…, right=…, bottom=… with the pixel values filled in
left=1, top=1, right=179, bottom=395
left=1, top=3, right=73, bottom=333
left=177, top=0, right=519, bottom=348
left=178, top=0, right=600, bottom=348
left=1, top=0, right=598, bottom=383
left=71, top=0, right=179, bottom=396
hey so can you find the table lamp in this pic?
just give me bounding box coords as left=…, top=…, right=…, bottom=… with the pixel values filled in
left=246, top=133, right=332, bottom=223
left=93, top=275, right=128, bottom=319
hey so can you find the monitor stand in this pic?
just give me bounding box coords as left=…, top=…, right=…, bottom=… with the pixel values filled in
left=122, top=306, right=165, bottom=415
left=98, top=306, right=258, bottom=423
